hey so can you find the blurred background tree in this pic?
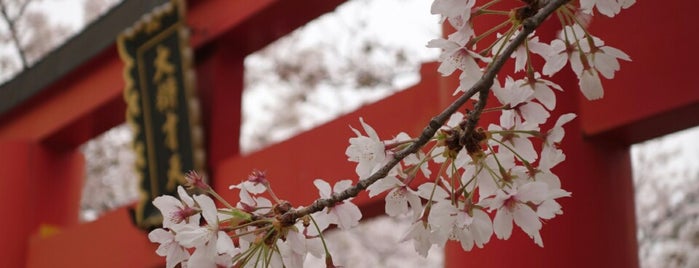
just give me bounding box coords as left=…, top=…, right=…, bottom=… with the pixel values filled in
left=633, top=126, right=699, bottom=268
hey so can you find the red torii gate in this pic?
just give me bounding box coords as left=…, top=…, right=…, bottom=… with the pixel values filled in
left=0, top=1, right=696, bottom=267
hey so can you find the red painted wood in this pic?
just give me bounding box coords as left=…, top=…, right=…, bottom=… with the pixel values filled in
left=11, top=0, right=687, bottom=267
left=213, top=63, right=443, bottom=212
left=14, top=1, right=352, bottom=266
left=196, top=42, right=244, bottom=178
left=33, top=147, right=85, bottom=227
left=580, top=0, right=699, bottom=144
left=445, top=74, right=639, bottom=267
left=188, top=0, right=346, bottom=52
left=26, top=207, right=162, bottom=268
left=0, top=141, right=85, bottom=267
left=0, top=0, right=347, bottom=147
left=0, top=141, right=36, bottom=268
left=0, top=51, right=124, bottom=143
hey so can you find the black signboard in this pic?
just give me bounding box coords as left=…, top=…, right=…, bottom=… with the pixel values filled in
left=117, top=0, right=206, bottom=229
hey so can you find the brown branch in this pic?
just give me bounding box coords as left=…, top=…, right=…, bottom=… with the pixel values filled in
left=282, top=0, right=571, bottom=224
left=0, top=0, right=31, bottom=69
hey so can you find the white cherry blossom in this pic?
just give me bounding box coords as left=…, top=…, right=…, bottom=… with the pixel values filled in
left=461, top=152, right=518, bottom=200
left=392, top=132, right=431, bottom=177
left=148, top=228, right=190, bottom=268
left=539, top=146, right=565, bottom=173
left=527, top=74, right=563, bottom=112
left=187, top=232, right=239, bottom=268
left=431, top=0, right=476, bottom=44
left=543, top=113, right=577, bottom=148
left=213, top=232, right=240, bottom=268
left=431, top=0, right=475, bottom=23
left=579, top=0, right=630, bottom=17
left=346, top=118, right=386, bottom=179
left=416, top=182, right=450, bottom=202
left=493, top=76, right=556, bottom=125
left=235, top=187, right=272, bottom=215
left=493, top=32, right=552, bottom=73
left=177, top=194, right=243, bottom=268
left=152, top=186, right=200, bottom=229
left=579, top=68, right=604, bottom=100
left=427, top=38, right=480, bottom=76
left=313, top=179, right=363, bottom=229
left=486, top=181, right=548, bottom=246
left=427, top=38, right=489, bottom=93
left=229, top=169, right=269, bottom=194
left=547, top=25, right=629, bottom=100
left=537, top=188, right=571, bottom=220
left=486, top=181, right=570, bottom=247
left=278, top=228, right=323, bottom=268
left=428, top=201, right=493, bottom=251
left=586, top=42, right=631, bottom=80
left=492, top=77, right=534, bottom=109
left=566, top=27, right=631, bottom=81
left=148, top=0, right=635, bottom=263
left=401, top=221, right=434, bottom=257
left=542, top=39, right=571, bottom=76
left=174, top=195, right=222, bottom=252
left=488, top=114, right=539, bottom=162
left=367, top=176, right=422, bottom=218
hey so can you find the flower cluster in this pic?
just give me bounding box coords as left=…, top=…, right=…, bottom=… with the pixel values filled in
left=149, top=0, right=633, bottom=267
left=149, top=172, right=339, bottom=268
left=353, top=110, right=575, bottom=254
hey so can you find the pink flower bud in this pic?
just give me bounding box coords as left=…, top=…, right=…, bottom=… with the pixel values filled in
left=184, top=171, right=210, bottom=191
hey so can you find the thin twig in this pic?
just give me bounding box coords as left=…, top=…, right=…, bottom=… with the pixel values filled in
left=0, top=0, right=31, bottom=69
left=283, top=0, right=571, bottom=223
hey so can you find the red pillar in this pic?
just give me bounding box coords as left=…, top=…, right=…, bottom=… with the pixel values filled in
left=0, top=140, right=84, bottom=267
left=444, top=75, right=639, bottom=266
left=0, top=141, right=35, bottom=267
left=196, top=41, right=244, bottom=184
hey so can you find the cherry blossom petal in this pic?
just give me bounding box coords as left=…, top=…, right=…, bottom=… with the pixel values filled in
left=458, top=229, right=475, bottom=251
left=579, top=69, right=604, bottom=100
left=333, top=179, right=354, bottom=193
left=417, top=182, right=449, bottom=201
left=543, top=40, right=568, bottom=76
left=513, top=204, right=542, bottom=237
left=333, top=201, right=362, bottom=229
left=216, top=231, right=238, bottom=256
left=520, top=102, right=549, bottom=125
left=313, top=179, right=332, bottom=198
left=537, top=199, right=563, bottom=220
left=407, top=191, right=423, bottom=219
left=516, top=182, right=548, bottom=203
left=471, top=209, right=494, bottom=247
left=177, top=186, right=195, bottom=206
left=308, top=212, right=330, bottom=236
left=493, top=209, right=513, bottom=239
left=533, top=81, right=557, bottom=111
left=194, top=194, right=218, bottom=226
left=149, top=228, right=191, bottom=268
left=153, top=195, right=185, bottom=228
left=593, top=52, right=620, bottom=79
left=175, top=225, right=211, bottom=248
left=402, top=221, right=433, bottom=257
left=540, top=147, right=566, bottom=172
left=367, top=176, right=402, bottom=197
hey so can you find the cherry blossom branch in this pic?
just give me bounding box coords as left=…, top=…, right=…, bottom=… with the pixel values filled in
left=282, top=0, right=571, bottom=225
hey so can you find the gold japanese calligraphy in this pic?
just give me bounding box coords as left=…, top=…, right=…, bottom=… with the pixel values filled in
left=167, top=153, right=183, bottom=191
left=118, top=0, right=207, bottom=229
left=156, top=76, right=178, bottom=111
left=162, top=111, right=179, bottom=150
left=153, top=45, right=175, bottom=82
